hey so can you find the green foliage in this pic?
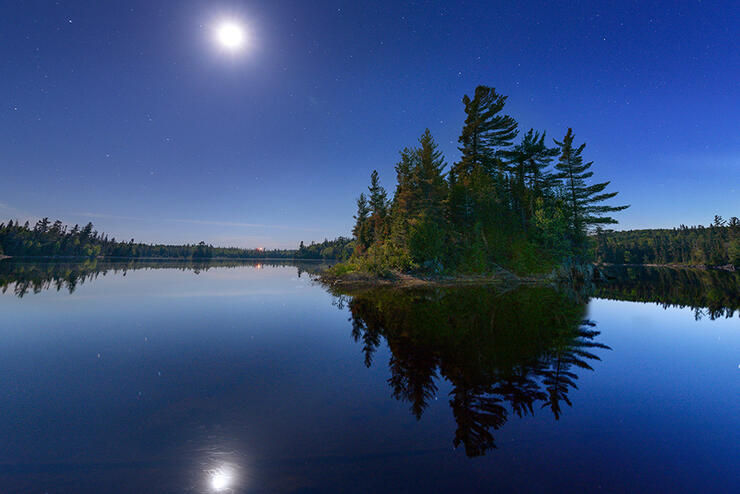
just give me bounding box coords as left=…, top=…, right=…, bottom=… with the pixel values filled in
left=352, top=193, right=372, bottom=252
left=502, top=129, right=560, bottom=230
left=457, top=239, right=489, bottom=274
left=355, top=242, right=413, bottom=277
left=530, top=197, right=571, bottom=259
left=408, top=215, right=445, bottom=270
left=554, top=128, right=629, bottom=250
left=338, top=86, right=627, bottom=276
left=729, top=239, right=740, bottom=266
left=295, top=237, right=354, bottom=260
left=593, top=216, right=740, bottom=268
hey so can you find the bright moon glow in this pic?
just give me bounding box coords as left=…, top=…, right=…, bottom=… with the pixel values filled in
left=210, top=467, right=233, bottom=491
left=216, top=21, right=246, bottom=51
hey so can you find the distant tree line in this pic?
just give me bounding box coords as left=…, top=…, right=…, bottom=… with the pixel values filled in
left=345, top=85, right=627, bottom=276
left=296, top=237, right=354, bottom=260
left=593, top=215, right=740, bottom=268
left=0, top=218, right=349, bottom=260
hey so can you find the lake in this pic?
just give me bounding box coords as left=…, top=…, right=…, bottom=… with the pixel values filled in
left=1, top=260, right=738, bottom=493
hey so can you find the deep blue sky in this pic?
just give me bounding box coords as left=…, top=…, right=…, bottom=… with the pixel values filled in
left=1, top=1, right=738, bottom=247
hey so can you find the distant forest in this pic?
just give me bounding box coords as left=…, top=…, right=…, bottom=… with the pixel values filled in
left=0, top=218, right=351, bottom=260
left=340, top=85, right=628, bottom=276
left=594, top=215, right=739, bottom=268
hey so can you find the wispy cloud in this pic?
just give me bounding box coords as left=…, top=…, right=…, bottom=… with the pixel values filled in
left=0, top=202, right=37, bottom=222
left=73, top=212, right=147, bottom=221
left=72, top=212, right=323, bottom=232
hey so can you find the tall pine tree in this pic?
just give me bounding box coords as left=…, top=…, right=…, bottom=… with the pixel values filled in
left=449, top=86, right=519, bottom=243
left=367, top=170, right=389, bottom=243
left=503, top=129, right=560, bottom=229
left=554, top=128, right=629, bottom=248
left=353, top=193, right=371, bottom=252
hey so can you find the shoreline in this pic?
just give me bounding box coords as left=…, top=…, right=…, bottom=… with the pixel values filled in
left=317, top=262, right=739, bottom=290
left=598, top=262, right=736, bottom=272
left=316, top=269, right=552, bottom=291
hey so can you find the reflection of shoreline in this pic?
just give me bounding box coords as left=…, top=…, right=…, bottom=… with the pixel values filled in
left=595, top=265, right=739, bottom=319
left=598, top=262, right=736, bottom=272
left=0, top=259, right=330, bottom=298
left=0, top=255, right=331, bottom=262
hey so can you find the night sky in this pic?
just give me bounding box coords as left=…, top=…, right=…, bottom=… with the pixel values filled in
left=1, top=1, right=738, bottom=248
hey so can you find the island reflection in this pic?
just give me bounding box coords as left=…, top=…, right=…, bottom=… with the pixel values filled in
left=331, top=284, right=609, bottom=457
left=2, top=259, right=738, bottom=463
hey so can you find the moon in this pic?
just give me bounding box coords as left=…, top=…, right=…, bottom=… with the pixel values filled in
left=215, top=21, right=246, bottom=51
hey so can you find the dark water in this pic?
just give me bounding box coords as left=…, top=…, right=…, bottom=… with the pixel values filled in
left=1, top=261, right=738, bottom=493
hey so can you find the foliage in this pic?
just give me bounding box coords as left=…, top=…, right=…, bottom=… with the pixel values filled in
left=342, top=85, right=627, bottom=276
left=553, top=128, right=628, bottom=251
left=296, top=237, right=354, bottom=260
left=593, top=216, right=740, bottom=267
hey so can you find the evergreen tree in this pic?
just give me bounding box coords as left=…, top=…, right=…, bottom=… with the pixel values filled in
left=452, top=86, right=519, bottom=181
left=415, top=129, right=448, bottom=221
left=340, top=87, right=631, bottom=275
left=367, top=170, right=389, bottom=242
left=448, top=86, right=518, bottom=252
left=353, top=193, right=371, bottom=252
left=391, top=148, right=418, bottom=225
left=554, top=128, right=628, bottom=248
left=503, top=129, right=560, bottom=229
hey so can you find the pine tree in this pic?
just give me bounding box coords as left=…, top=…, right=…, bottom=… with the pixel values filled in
left=452, top=86, right=518, bottom=181
left=392, top=148, right=418, bottom=223
left=554, top=128, right=629, bottom=248
left=448, top=86, right=518, bottom=245
left=503, top=129, right=560, bottom=229
left=353, top=193, right=371, bottom=251
left=415, top=129, right=447, bottom=221
left=367, top=170, right=389, bottom=242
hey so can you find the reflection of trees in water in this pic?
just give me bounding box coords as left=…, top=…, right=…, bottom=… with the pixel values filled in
left=0, top=259, right=330, bottom=298
left=337, top=285, right=609, bottom=457
left=596, top=266, right=739, bottom=319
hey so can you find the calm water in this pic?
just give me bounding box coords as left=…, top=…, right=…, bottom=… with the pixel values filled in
left=1, top=261, right=738, bottom=493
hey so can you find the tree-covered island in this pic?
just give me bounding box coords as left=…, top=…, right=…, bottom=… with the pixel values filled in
left=4, top=87, right=737, bottom=276
left=327, top=85, right=629, bottom=282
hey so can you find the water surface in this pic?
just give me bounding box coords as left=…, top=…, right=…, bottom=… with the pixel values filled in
left=1, top=261, right=738, bottom=493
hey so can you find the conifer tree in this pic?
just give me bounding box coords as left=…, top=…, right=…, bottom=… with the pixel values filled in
left=449, top=86, right=518, bottom=238
left=503, top=129, right=560, bottom=228
left=452, top=86, right=518, bottom=181
left=415, top=129, right=447, bottom=221
left=353, top=193, right=371, bottom=251
left=392, top=148, right=418, bottom=223
left=554, top=128, right=628, bottom=247
left=367, top=170, right=389, bottom=242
